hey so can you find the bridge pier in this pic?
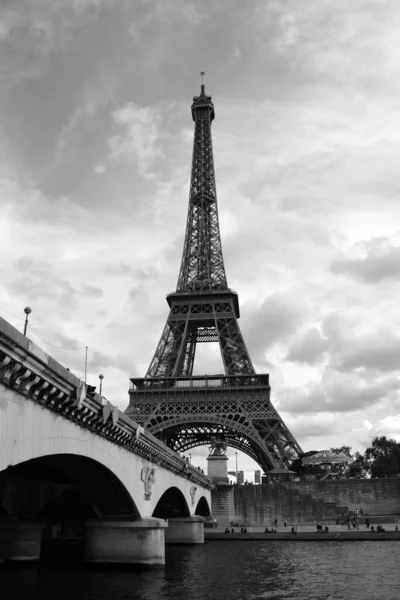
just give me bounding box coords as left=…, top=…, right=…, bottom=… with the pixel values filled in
left=165, top=516, right=204, bottom=544
left=0, top=520, right=44, bottom=561
left=84, top=518, right=167, bottom=565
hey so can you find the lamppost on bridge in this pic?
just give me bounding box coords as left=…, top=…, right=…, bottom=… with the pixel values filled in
left=23, top=306, right=32, bottom=336
left=99, top=374, right=104, bottom=397
left=189, top=453, right=192, bottom=464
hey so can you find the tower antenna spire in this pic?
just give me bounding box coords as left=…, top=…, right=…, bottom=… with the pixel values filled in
left=200, top=71, right=205, bottom=94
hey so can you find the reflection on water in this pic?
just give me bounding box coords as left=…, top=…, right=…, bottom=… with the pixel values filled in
left=0, top=541, right=399, bottom=600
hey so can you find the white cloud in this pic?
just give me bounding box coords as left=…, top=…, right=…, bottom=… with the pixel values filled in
left=108, top=103, right=167, bottom=178
left=362, top=414, right=400, bottom=445
left=363, top=420, right=373, bottom=431
left=286, top=327, right=329, bottom=365
left=227, top=46, right=242, bottom=66
left=331, top=242, right=400, bottom=283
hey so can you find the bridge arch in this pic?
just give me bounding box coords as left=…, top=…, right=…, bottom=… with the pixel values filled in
left=0, top=454, right=139, bottom=521
left=152, top=486, right=190, bottom=519
left=194, top=495, right=211, bottom=517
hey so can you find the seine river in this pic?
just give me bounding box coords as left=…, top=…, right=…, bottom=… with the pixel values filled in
left=1, top=541, right=399, bottom=600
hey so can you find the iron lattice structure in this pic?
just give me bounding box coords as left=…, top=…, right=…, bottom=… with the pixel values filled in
left=126, top=82, right=302, bottom=473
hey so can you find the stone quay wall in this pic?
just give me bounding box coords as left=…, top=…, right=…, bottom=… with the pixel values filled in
left=212, top=477, right=400, bottom=527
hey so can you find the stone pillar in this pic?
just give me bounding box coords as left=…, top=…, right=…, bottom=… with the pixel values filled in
left=210, top=486, right=234, bottom=528
left=0, top=520, right=44, bottom=561
left=207, top=453, right=229, bottom=485
left=165, top=516, right=204, bottom=544
left=84, top=518, right=167, bottom=565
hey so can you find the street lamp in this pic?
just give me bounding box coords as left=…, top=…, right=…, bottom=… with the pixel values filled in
left=23, top=307, right=32, bottom=336
left=99, top=374, right=104, bottom=397
left=189, top=453, right=192, bottom=464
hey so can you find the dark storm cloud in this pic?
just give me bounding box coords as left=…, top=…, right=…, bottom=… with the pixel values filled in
left=286, top=327, right=329, bottom=365
left=331, top=245, right=400, bottom=283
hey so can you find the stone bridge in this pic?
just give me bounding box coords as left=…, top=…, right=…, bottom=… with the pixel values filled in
left=0, top=317, right=213, bottom=564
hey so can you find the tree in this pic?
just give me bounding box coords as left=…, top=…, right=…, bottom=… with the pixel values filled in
left=365, top=436, right=400, bottom=478
left=347, top=451, right=369, bottom=478
left=289, top=438, right=400, bottom=479
left=365, top=436, right=398, bottom=461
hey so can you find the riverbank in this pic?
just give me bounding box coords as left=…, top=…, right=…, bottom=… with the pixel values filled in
left=205, top=530, right=400, bottom=542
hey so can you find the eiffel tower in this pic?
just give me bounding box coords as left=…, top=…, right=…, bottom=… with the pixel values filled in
left=126, top=76, right=302, bottom=472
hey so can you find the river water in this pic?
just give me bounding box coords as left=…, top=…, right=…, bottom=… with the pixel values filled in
left=1, top=541, right=399, bottom=600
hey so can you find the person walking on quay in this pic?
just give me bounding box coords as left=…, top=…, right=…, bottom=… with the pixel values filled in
left=366, top=518, right=370, bottom=529
left=274, top=518, right=278, bottom=528
left=336, top=518, right=340, bottom=531
left=284, top=520, right=287, bottom=528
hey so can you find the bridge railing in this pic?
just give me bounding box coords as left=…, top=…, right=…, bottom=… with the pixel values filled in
left=0, top=316, right=213, bottom=489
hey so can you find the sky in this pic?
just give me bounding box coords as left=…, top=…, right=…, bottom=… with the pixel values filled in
left=1, top=0, right=400, bottom=480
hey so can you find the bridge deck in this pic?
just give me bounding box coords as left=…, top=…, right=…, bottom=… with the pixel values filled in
left=0, top=316, right=212, bottom=490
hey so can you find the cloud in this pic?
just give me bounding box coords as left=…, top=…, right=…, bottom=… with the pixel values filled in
left=286, top=327, right=328, bottom=364
left=334, top=335, right=400, bottom=373
left=281, top=369, right=400, bottom=415
left=331, top=243, right=400, bottom=283
left=273, top=12, right=299, bottom=53
left=8, top=263, right=79, bottom=308
left=81, top=284, right=103, bottom=298
left=321, top=312, right=400, bottom=374
left=89, top=349, right=132, bottom=373
left=108, top=102, right=166, bottom=178
left=181, top=4, right=209, bottom=26
left=227, top=46, right=242, bottom=66
left=0, top=0, right=116, bottom=87
left=288, top=417, right=336, bottom=440
left=243, top=293, right=306, bottom=361
left=2, top=0, right=400, bottom=471
left=373, top=415, right=400, bottom=441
